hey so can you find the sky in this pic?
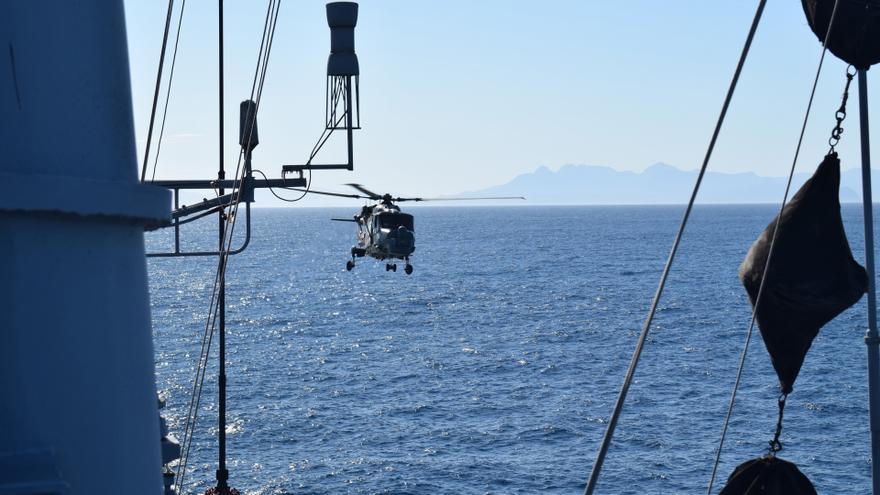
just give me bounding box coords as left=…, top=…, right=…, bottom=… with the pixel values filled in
left=122, top=1, right=879, bottom=206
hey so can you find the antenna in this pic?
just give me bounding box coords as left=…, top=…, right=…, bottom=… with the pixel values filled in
left=327, top=1, right=359, bottom=170
left=282, top=2, right=361, bottom=176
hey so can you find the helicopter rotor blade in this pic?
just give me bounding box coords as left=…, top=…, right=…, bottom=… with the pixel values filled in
left=394, top=196, right=526, bottom=202
left=283, top=188, right=371, bottom=200
left=345, top=183, right=383, bottom=199
left=278, top=185, right=524, bottom=203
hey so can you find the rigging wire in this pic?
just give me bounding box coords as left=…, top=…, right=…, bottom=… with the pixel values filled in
left=175, top=0, right=273, bottom=470
left=307, top=109, right=350, bottom=163
left=255, top=55, right=356, bottom=204
left=256, top=109, right=353, bottom=203
left=582, top=2, right=767, bottom=493
left=173, top=1, right=282, bottom=492
left=170, top=0, right=258, bottom=485
left=249, top=102, right=353, bottom=203
left=150, top=0, right=189, bottom=182
left=310, top=76, right=346, bottom=160
left=141, top=0, right=176, bottom=183
left=252, top=168, right=312, bottom=202
left=705, top=3, right=845, bottom=492
left=172, top=1, right=279, bottom=492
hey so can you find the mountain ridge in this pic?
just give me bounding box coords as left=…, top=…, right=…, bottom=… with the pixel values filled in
left=459, top=162, right=872, bottom=205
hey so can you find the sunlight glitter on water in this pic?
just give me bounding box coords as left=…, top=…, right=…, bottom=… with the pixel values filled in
left=147, top=206, right=876, bottom=494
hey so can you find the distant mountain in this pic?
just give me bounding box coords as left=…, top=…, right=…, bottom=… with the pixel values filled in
left=459, top=163, right=875, bottom=205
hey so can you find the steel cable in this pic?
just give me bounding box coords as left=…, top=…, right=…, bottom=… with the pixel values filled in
left=150, top=0, right=188, bottom=182
left=705, top=1, right=844, bottom=492
left=583, top=2, right=767, bottom=493
left=141, top=0, right=176, bottom=182
left=173, top=2, right=281, bottom=492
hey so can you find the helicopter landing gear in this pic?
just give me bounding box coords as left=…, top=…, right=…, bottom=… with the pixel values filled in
left=346, top=260, right=355, bottom=271
left=404, top=264, right=413, bottom=275
left=385, top=263, right=397, bottom=272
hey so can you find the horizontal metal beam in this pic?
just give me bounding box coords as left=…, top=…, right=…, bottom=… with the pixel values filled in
left=151, top=178, right=306, bottom=190
left=282, top=164, right=352, bottom=172
left=173, top=193, right=235, bottom=219
left=147, top=202, right=252, bottom=258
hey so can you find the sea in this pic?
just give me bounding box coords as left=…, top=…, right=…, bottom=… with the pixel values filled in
left=146, top=205, right=876, bottom=494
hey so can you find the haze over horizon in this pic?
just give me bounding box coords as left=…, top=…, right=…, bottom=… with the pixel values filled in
left=456, top=160, right=874, bottom=206
left=123, top=1, right=880, bottom=207
left=232, top=159, right=875, bottom=207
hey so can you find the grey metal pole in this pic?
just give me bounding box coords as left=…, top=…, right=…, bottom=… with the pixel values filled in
left=345, top=76, right=354, bottom=170
left=217, top=0, right=230, bottom=491
left=858, top=68, right=880, bottom=495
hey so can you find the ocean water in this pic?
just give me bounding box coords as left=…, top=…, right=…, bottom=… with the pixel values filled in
left=147, top=205, right=877, bottom=494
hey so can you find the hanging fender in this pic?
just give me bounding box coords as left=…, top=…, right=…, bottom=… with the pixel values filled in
left=802, top=0, right=880, bottom=70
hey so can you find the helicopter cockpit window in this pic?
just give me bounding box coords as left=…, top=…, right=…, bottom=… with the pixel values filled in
left=377, top=213, right=414, bottom=231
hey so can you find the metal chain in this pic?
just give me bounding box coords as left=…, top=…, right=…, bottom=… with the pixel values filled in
left=829, top=65, right=857, bottom=153
left=704, top=2, right=842, bottom=491
left=768, top=393, right=788, bottom=455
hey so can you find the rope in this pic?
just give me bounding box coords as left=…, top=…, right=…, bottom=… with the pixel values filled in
left=141, top=0, right=176, bottom=182
left=174, top=204, right=229, bottom=227
left=255, top=108, right=353, bottom=203
left=173, top=2, right=282, bottom=492
left=149, top=0, right=189, bottom=182
left=145, top=0, right=186, bottom=182
left=252, top=168, right=310, bottom=203
left=704, top=3, right=844, bottom=492
left=582, top=2, right=767, bottom=493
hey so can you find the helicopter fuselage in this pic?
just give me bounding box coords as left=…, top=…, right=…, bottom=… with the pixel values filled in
left=331, top=183, right=521, bottom=274
left=351, top=202, right=415, bottom=262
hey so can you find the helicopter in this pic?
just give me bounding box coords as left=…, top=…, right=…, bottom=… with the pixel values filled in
left=300, top=184, right=524, bottom=274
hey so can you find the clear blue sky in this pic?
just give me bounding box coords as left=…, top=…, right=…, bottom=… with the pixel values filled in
left=123, top=1, right=876, bottom=206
